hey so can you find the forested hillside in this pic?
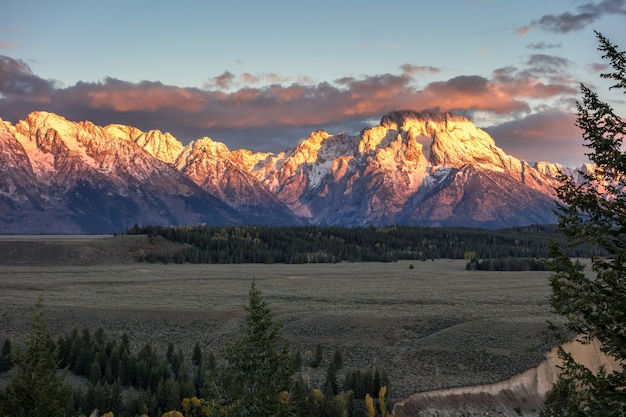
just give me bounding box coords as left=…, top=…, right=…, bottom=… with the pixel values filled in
left=0, top=288, right=391, bottom=417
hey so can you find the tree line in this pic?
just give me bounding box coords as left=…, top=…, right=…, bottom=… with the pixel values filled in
left=125, top=224, right=603, bottom=264
left=465, top=256, right=549, bottom=271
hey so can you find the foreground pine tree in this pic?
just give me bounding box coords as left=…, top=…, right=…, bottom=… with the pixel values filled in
left=543, top=31, right=626, bottom=416
left=203, top=280, right=296, bottom=417
left=0, top=296, right=72, bottom=417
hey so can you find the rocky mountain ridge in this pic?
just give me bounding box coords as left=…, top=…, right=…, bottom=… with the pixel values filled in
left=0, top=110, right=574, bottom=233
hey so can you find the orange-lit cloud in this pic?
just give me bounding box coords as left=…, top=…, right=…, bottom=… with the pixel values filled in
left=515, top=26, right=529, bottom=36
left=219, top=72, right=294, bottom=89
left=60, top=78, right=208, bottom=112
left=241, top=72, right=260, bottom=84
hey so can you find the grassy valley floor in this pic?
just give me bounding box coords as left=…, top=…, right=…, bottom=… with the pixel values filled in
left=0, top=235, right=562, bottom=400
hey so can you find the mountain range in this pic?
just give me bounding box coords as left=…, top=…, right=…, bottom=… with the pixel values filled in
left=0, top=110, right=583, bottom=234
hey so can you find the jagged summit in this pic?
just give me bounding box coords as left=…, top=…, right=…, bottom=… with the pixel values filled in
left=0, top=110, right=569, bottom=232
left=380, top=110, right=470, bottom=127
left=377, top=110, right=505, bottom=169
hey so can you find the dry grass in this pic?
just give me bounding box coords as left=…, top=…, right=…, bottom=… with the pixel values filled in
left=0, top=235, right=561, bottom=399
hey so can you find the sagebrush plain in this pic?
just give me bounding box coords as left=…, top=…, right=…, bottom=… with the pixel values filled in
left=0, top=235, right=561, bottom=399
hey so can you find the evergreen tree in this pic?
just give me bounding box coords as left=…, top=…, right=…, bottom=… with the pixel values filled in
left=192, top=342, right=203, bottom=368
left=204, top=280, right=296, bottom=416
left=166, top=341, right=175, bottom=364
left=108, top=345, right=120, bottom=381
left=89, top=357, right=103, bottom=383
left=0, top=296, right=72, bottom=417
left=324, top=363, right=340, bottom=396
left=544, top=31, right=626, bottom=416
left=540, top=378, right=582, bottom=417
left=157, top=377, right=180, bottom=412
left=311, top=343, right=323, bottom=368
left=331, top=349, right=343, bottom=371
left=0, top=338, right=12, bottom=372
left=323, top=349, right=343, bottom=396
left=109, top=379, right=123, bottom=416
left=171, top=348, right=184, bottom=378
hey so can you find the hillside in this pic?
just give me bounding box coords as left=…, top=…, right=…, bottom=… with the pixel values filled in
left=0, top=235, right=187, bottom=266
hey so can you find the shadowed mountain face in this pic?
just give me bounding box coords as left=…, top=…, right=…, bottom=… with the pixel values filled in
left=0, top=110, right=569, bottom=233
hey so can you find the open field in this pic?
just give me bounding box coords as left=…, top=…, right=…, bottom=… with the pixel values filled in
left=0, top=235, right=562, bottom=399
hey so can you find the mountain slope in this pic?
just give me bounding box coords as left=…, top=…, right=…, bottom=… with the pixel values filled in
left=1, top=112, right=244, bottom=233
left=174, top=137, right=300, bottom=225
left=0, top=110, right=568, bottom=233
left=397, top=164, right=556, bottom=228
left=244, top=111, right=560, bottom=227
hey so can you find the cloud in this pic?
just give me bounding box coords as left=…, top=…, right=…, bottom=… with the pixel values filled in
left=524, top=0, right=626, bottom=34
left=241, top=73, right=260, bottom=84
left=484, top=109, right=585, bottom=166
left=0, top=42, right=16, bottom=48
left=526, top=54, right=571, bottom=69
left=264, top=73, right=290, bottom=84
left=419, top=75, right=531, bottom=114
left=488, top=52, right=579, bottom=103
left=400, top=64, right=442, bottom=76
left=587, top=62, right=610, bottom=73
left=515, top=26, right=530, bottom=36
left=206, top=71, right=235, bottom=90
left=214, top=72, right=293, bottom=89
left=0, top=56, right=54, bottom=100
left=0, top=54, right=580, bottom=157
left=523, top=54, right=578, bottom=85
left=491, top=59, right=578, bottom=100
left=526, top=42, right=562, bottom=50
left=59, top=78, right=208, bottom=113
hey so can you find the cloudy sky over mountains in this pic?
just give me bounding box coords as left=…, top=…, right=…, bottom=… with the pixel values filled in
left=1, top=0, right=625, bottom=166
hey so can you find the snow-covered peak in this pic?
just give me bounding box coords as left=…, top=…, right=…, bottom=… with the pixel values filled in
left=23, top=111, right=71, bottom=132
left=103, top=123, right=145, bottom=142
left=534, top=161, right=565, bottom=177
left=230, top=148, right=277, bottom=171
left=134, top=130, right=184, bottom=164
left=10, top=112, right=98, bottom=177
left=374, top=110, right=528, bottom=175
left=190, top=137, right=230, bottom=156
left=175, top=136, right=232, bottom=171
left=358, top=125, right=398, bottom=153
left=6, top=111, right=181, bottom=182
left=288, top=130, right=332, bottom=165
left=104, top=124, right=185, bottom=164
left=280, top=131, right=359, bottom=189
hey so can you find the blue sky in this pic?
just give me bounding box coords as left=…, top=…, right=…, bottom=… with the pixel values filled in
left=1, top=0, right=625, bottom=166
